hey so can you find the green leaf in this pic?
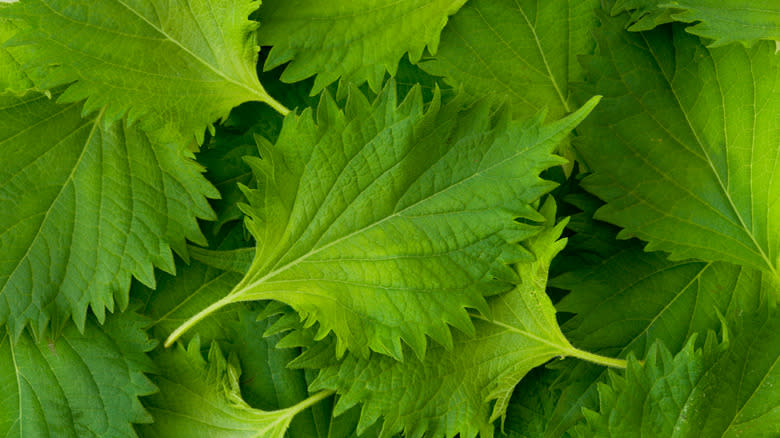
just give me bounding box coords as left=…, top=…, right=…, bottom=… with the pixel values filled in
left=421, top=0, right=601, bottom=120
left=0, top=90, right=217, bottom=338
left=139, top=337, right=332, bottom=438
left=308, top=203, right=624, bottom=438
left=166, top=84, right=600, bottom=359
left=256, top=0, right=469, bottom=94
left=575, top=17, right=780, bottom=277
left=612, top=0, right=780, bottom=47
left=136, top=247, right=330, bottom=435
left=0, top=311, right=156, bottom=437
left=133, top=252, right=244, bottom=345
left=131, top=201, right=255, bottom=344
left=573, top=303, right=780, bottom=437
left=0, top=0, right=287, bottom=140
left=500, top=368, right=563, bottom=438
left=226, top=307, right=333, bottom=438
left=539, top=246, right=766, bottom=437
left=0, top=17, right=31, bottom=91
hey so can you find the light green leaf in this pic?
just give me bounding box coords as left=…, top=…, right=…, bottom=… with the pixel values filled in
left=308, top=203, right=624, bottom=438
left=572, top=303, right=780, bottom=437
left=541, top=246, right=767, bottom=437
left=612, top=0, right=780, bottom=47
left=0, top=0, right=286, bottom=140
left=0, top=311, right=156, bottom=438
left=0, top=17, right=31, bottom=90
left=0, top=90, right=217, bottom=338
left=575, top=18, right=780, bottom=277
left=257, top=0, right=468, bottom=94
left=166, top=83, right=600, bottom=359
left=421, top=0, right=601, bottom=121
left=139, top=337, right=332, bottom=438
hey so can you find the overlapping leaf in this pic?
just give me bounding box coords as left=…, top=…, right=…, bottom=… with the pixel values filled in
left=256, top=0, right=468, bottom=94
left=139, top=337, right=332, bottom=438
left=307, top=204, right=623, bottom=438
left=0, top=312, right=156, bottom=437
left=572, top=304, right=780, bottom=437
left=540, top=247, right=767, bottom=436
left=132, top=233, right=246, bottom=344
left=225, top=307, right=333, bottom=438
left=167, top=83, right=600, bottom=359
left=421, top=0, right=601, bottom=121
left=576, top=17, right=780, bottom=277
left=0, top=90, right=217, bottom=338
left=613, top=0, right=780, bottom=46
left=0, top=0, right=285, bottom=140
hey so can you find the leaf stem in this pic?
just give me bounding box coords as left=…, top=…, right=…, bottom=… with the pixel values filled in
left=164, top=294, right=236, bottom=348
left=264, top=95, right=291, bottom=116
left=291, top=390, right=335, bottom=415
left=567, top=348, right=627, bottom=369
left=256, top=90, right=290, bottom=116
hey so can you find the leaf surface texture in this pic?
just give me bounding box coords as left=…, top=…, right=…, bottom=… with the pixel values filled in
left=257, top=0, right=468, bottom=93
left=309, top=208, right=590, bottom=438
left=139, top=338, right=330, bottom=438
left=174, top=85, right=599, bottom=359
left=421, top=0, right=601, bottom=120
left=576, top=19, right=780, bottom=277
left=0, top=312, right=156, bottom=437
left=0, top=90, right=216, bottom=337
left=542, top=245, right=766, bottom=436
left=613, top=0, right=780, bottom=46
left=574, top=304, right=780, bottom=437
left=0, top=0, right=281, bottom=139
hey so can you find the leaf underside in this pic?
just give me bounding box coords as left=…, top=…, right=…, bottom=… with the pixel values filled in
left=0, top=90, right=217, bottom=338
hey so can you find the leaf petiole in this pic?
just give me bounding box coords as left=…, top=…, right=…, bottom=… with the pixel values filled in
left=566, top=348, right=628, bottom=369
left=164, top=294, right=236, bottom=347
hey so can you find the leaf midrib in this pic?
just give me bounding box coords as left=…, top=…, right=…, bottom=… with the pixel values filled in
left=640, top=32, right=776, bottom=276
left=0, top=107, right=102, bottom=303
left=44, top=0, right=264, bottom=100
left=234, top=126, right=550, bottom=300
left=513, top=0, right=570, bottom=113
left=5, top=333, right=22, bottom=438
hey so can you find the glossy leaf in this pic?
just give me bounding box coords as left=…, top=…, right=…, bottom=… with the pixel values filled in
left=421, top=0, right=601, bottom=120
left=573, top=304, right=780, bottom=437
